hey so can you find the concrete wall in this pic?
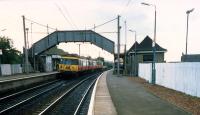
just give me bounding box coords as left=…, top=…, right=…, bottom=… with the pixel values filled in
left=138, top=62, right=200, bottom=97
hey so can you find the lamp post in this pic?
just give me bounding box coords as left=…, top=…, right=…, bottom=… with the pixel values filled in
left=1, top=29, right=6, bottom=32
left=185, top=8, right=194, bottom=55
left=129, top=29, right=137, bottom=76
left=141, top=2, right=156, bottom=84
left=1, top=29, right=6, bottom=31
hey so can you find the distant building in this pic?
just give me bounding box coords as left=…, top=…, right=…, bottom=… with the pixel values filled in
left=181, top=54, right=200, bottom=62
left=125, top=36, right=167, bottom=76
left=113, top=53, right=125, bottom=74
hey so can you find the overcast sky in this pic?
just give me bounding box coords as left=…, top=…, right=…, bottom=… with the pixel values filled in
left=0, top=0, right=200, bottom=62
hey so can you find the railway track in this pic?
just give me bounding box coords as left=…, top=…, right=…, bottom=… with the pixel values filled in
left=0, top=79, right=65, bottom=114
left=38, top=73, right=100, bottom=115
left=0, top=72, right=101, bottom=115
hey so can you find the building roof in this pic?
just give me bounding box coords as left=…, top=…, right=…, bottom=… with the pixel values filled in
left=127, top=36, right=167, bottom=53
left=127, top=41, right=139, bottom=53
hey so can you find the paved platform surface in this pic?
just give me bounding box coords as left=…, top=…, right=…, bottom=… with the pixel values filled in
left=94, top=71, right=117, bottom=115
left=99, top=70, right=190, bottom=115
left=0, top=71, right=58, bottom=82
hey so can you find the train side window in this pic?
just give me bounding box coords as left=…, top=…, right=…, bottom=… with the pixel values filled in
left=71, top=59, right=78, bottom=65
left=94, top=61, right=97, bottom=66
left=86, top=60, right=88, bottom=66
left=83, top=59, right=87, bottom=66
left=80, top=59, right=83, bottom=66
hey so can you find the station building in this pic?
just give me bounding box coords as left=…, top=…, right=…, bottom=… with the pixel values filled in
left=125, top=36, right=167, bottom=76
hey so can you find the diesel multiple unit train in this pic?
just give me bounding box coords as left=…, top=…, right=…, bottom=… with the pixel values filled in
left=58, top=56, right=104, bottom=75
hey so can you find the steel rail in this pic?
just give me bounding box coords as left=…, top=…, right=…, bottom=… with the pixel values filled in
left=0, top=81, right=63, bottom=114
left=73, top=76, right=98, bottom=115
left=0, top=80, right=59, bottom=101
left=38, top=73, right=99, bottom=115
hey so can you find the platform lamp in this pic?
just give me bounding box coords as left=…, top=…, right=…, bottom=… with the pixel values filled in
left=185, top=8, right=194, bottom=55
left=129, top=29, right=137, bottom=76
left=141, top=2, right=157, bottom=84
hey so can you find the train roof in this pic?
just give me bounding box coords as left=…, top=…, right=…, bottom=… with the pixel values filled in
left=61, top=56, right=80, bottom=60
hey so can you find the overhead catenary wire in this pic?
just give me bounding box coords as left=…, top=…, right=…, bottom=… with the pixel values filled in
left=25, top=17, right=57, bottom=30
left=125, top=0, right=132, bottom=7
left=98, top=31, right=117, bottom=34
left=28, top=32, right=49, bottom=34
left=55, top=3, right=76, bottom=29
left=119, top=0, right=132, bottom=16
left=59, top=2, right=79, bottom=30
left=89, top=17, right=117, bottom=30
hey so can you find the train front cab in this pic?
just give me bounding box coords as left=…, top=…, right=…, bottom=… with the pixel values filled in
left=58, top=57, right=79, bottom=77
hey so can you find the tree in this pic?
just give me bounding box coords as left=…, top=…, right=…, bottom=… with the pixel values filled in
left=0, top=36, right=22, bottom=64
left=43, top=46, right=68, bottom=55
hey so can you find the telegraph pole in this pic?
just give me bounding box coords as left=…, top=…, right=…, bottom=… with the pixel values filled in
left=117, top=15, right=121, bottom=76
left=124, top=21, right=127, bottom=75
left=26, top=28, right=29, bottom=49
left=22, top=15, right=29, bottom=73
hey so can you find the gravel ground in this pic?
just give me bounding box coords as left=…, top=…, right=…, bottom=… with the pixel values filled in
left=128, top=77, right=200, bottom=115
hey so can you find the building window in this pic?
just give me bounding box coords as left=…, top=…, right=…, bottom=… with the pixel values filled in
left=143, top=55, right=153, bottom=62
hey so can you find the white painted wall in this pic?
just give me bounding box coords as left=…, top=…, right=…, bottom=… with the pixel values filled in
left=0, top=64, right=22, bottom=76
left=11, top=64, right=22, bottom=74
left=1, top=64, right=12, bottom=75
left=45, top=56, right=53, bottom=72
left=139, top=62, right=200, bottom=97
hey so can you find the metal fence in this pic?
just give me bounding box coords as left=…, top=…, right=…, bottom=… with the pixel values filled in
left=139, top=62, right=200, bottom=98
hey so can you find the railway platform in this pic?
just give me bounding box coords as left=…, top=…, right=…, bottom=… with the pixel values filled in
left=0, top=71, right=59, bottom=93
left=93, top=70, right=190, bottom=115
left=0, top=72, right=58, bottom=82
